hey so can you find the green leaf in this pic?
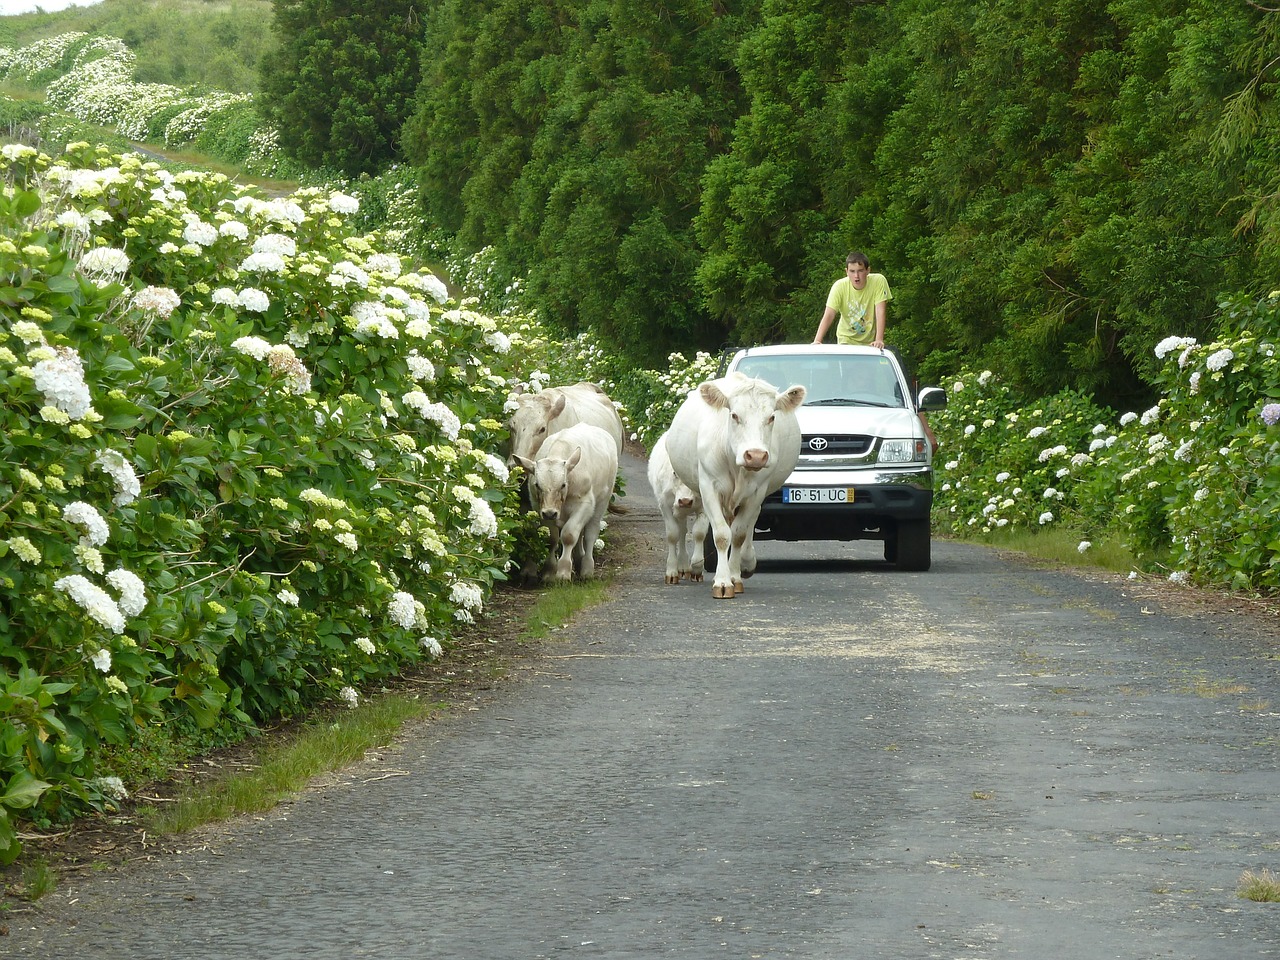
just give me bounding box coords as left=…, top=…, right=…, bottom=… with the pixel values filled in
left=1, top=771, right=52, bottom=811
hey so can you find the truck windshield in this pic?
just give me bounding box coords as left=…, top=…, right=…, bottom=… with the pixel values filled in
left=736, top=355, right=906, bottom=408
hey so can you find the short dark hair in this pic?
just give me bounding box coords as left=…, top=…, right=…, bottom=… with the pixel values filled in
left=845, top=251, right=870, bottom=268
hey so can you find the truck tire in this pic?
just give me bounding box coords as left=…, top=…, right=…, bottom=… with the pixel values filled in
left=893, top=519, right=931, bottom=571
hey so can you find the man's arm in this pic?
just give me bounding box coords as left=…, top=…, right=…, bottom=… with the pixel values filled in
left=813, top=306, right=838, bottom=344
left=872, top=299, right=887, bottom=349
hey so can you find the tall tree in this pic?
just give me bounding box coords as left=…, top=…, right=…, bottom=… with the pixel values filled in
left=260, top=0, right=424, bottom=176
left=405, top=1, right=755, bottom=365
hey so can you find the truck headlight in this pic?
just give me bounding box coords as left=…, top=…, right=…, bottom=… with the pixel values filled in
left=878, top=439, right=926, bottom=463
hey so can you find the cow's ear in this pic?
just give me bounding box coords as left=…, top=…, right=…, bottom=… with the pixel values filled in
left=699, top=381, right=729, bottom=409
left=514, top=455, right=535, bottom=474
left=777, top=385, right=807, bottom=412
left=566, top=447, right=583, bottom=470
left=549, top=393, right=567, bottom=417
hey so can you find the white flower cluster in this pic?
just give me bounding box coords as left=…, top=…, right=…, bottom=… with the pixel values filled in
left=131, top=285, right=181, bottom=317
left=94, top=449, right=141, bottom=506
left=402, top=392, right=462, bottom=439
left=55, top=574, right=125, bottom=633
left=387, top=591, right=419, bottom=629
left=33, top=346, right=94, bottom=419
left=266, top=343, right=312, bottom=395
left=64, top=500, right=110, bottom=546
left=351, top=300, right=401, bottom=339
left=79, top=246, right=130, bottom=284
left=1205, top=348, right=1234, bottom=372
left=217, top=286, right=270, bottom=313
left=231, top=338, right=311, bottom=394
left=1154, top=335, right=1196, bottom=360
left=407, top=353, right=436, bottom=382
left=232, top=336, right=272, bottom=361
left=105, top=568, right=147, bottom=616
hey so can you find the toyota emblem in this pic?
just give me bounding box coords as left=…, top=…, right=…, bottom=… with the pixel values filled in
left=808, top=437, right=828, bottom=451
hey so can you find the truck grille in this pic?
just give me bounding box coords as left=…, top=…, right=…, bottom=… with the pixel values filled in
left=800, top=434, right=873, bottom=456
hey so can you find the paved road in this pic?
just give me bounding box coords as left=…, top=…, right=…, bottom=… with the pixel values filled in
left=5, top=450, right=1279, bottom=958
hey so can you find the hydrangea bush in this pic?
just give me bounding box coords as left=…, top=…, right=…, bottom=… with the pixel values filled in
left=929, top=295, right=1280, bottom=590
left=0, top=142, right=567, bottom=864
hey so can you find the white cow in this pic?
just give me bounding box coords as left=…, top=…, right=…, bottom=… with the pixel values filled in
left=506, top=382, right=624, bottom=466
left=647, top=432, right=710, bottom=585
left=664, top=373, right=805, bottom=598
left=515, top=422, right=619, bottom=582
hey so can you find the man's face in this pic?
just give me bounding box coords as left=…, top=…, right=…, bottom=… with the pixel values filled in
left=846, top=262, right=869, bottom=290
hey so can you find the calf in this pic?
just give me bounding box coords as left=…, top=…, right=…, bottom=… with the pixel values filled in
left=647, top=432, right=709, bottom=584
left=664, top=373, right=805, bottom=598
left=515, top=422, right=619, bottom=582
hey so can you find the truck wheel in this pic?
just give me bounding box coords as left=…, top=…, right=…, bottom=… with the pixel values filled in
left=893, top=519, right=931, bottom=571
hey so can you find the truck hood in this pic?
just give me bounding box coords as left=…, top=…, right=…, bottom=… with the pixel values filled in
left=796, top=404, right=922, bottom=438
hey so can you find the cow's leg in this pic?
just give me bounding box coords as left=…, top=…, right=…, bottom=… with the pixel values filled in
left=672, top=505, right=693, bottom=581
left=576, top=505, right=606, bottom=580
left=556, top=500, right=593, bottom=581
left=688, top=509, right=708, bottom=583
left=727, top=514, right=748, bottom=594
left=659, top=499, right=684, bottom=584
left=545, top=517, right=574, bottom=582
left=739, top=527, right=758, bottom=580
left=699, top=476, right=736, bottom=598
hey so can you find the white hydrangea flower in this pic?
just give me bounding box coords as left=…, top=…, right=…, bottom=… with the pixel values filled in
left=105, top=568, right=147, bottom=617
left=64, top=501, right=109, bottom=546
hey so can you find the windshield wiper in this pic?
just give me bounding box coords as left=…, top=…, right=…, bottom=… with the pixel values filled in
left=805, top=397, right=894, bottom=407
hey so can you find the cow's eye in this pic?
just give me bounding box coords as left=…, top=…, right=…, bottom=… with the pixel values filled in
left=731, top=413, right=741, bottom=424
left=767, top=414, right=776, bottom=425
left=537, top=426, right=546, bottom=435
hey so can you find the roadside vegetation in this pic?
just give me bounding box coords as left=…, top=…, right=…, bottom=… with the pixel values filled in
left=2, top=0, right=1279, bottom=897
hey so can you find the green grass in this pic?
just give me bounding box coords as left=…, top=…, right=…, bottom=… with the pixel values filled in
left=140, top=575, right=613, bottom=836
left=11, top=858, right=57, bottom=902
left=520, top=579, right=612, bottom=641
left=960, top=526, right=1143, bottom=574
left=140, top=694, right=439, bottom=835
left=1238, top=868, right=1280, bottom=903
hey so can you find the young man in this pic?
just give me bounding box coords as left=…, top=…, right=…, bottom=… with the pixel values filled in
left=812, top=251, right=938, bottom=451
left=812, top=251, right=890, bottom=348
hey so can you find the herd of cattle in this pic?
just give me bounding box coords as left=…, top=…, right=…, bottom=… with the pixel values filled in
left=506, top=374, right=806, bottom=599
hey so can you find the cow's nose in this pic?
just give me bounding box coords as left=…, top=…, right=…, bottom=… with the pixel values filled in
left=541, top=509, right=560, bottom=524
left=676, top=496, right=693, bottom=508
left=742, top=448, right=769, bottom=471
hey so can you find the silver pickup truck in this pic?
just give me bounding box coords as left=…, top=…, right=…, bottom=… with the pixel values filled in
left=723, top=343, right=947, bottom=571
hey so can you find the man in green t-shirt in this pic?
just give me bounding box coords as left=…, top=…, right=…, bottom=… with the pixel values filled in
left=812, top=251, right=891, bottom=348
left=811, top=250, right=938, bottom=451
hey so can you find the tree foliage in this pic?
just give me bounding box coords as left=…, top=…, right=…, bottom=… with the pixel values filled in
left=259, top=0, right=424, bottom=176
left=403, top=0, right=753, bottom=365
left=400, top=0, right=1276, bottom=404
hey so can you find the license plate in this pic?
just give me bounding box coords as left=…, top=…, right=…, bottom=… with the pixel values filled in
left=782, top=486, right=855, bottom=504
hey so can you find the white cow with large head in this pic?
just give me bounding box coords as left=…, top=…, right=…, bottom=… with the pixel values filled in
left=506, top=382, right=623, bottom=466
left=515, top=422, right=619, bottom=582
left=664, top=373, right=805, bottom=598
left=647, top=431, right=710, bottom=585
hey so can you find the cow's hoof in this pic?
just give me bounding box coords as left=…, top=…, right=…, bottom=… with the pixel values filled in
left=712, top=583, right=736, bottom=599
left=741, top=567, right=755, bottom=579
left=689, top=572, right=704, bottom=583
left=733, top=579, right=745, bottom=594
left=664, top=574, right=681, bottom=585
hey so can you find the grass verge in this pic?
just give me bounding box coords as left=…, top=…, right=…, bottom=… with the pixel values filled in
left=137, top=694, right=439, bottom=835
left=139, top=576, right=612, bottom=838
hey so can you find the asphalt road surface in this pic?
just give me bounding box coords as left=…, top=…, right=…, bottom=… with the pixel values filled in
left=5, top=450, right=1279, bottom=959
